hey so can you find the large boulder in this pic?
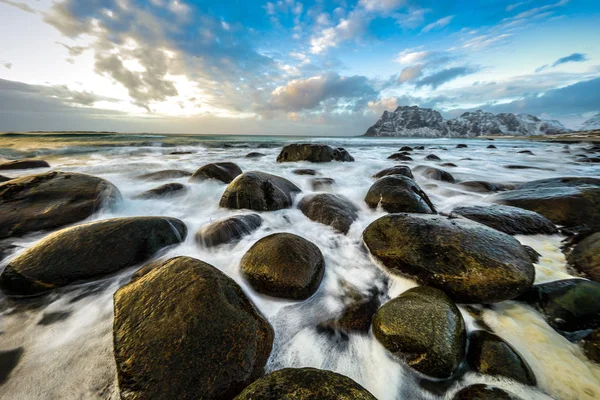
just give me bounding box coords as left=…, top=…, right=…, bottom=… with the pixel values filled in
left=450, top=204, right=557, bottom=235
left=568, top=232, right=600, bottom=282
left=372, top=286, right=466, bottom=379
left=234, top=368, right=376, bottom=400
left=0, top=159, right=50, bottom=170
left=114, top=256, right=273, bottom=400
left=240, top=233, right=325, bottom=300
left=0, top=171, right=121, bottom=240
left=0, top=217, right=187, bottom=296
left=298, top=193, right=360, bottom=234
left=276, top=144, right=354, bottom=163
left=134, top=183, right=186, bottom=199
left=373, top=165, right=414, bottom=180
left=453, top=385, right=522, bottom=400
left=195, top=214, right=263, bottom=247
left=363, top=214, right=535, bottom=303
left=466, top=330, right=536, bottom=385
left=364, top=175, right=436, bottom=214
left=517, top=278, right=600, bottom=332
left=190, top=162, right=242, bottom=183
left=413, top=165, right=455, bottom=183
left=136, top=169, right=191, bottom=181
left=219, top=171, right=301, bottom=211
left=489, top=177, right=600, bottom=228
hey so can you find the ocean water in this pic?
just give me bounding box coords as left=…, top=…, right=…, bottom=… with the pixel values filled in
left=0, top=133, right=599, bottom=399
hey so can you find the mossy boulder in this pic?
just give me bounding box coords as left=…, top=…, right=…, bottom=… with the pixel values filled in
left=0, top=159, right=50, bottom=170
left=453, top=385, right=521, bottom=400
left=0, top=217, right=187, bottom=296
left=190, top=162, right=242, bottom=183
left=114, top=256, right=274, bottom=400
left=568, top=232, right=600, bottom=282
left=466, top=330, right=536, bottom=385
left=517, top=278, right=600, bottom=332
left=489, top=177, right=600, bottom=228
left=363, top=214, right=535, bottom=303
left=298, top=193, right=360, bottom=234
left=364, top=175, right=436, bottom=214
left=136, top=169, right=191, bottom=181
left=0, top=171, right=121, bottom=239
left=234, top=368, right=376, bottom=400
left=414, top=165, right=455, bottom=183
left=134, top=183, right=186, bottom=199
left=373, top=166, right=414, bottom=180
left=219, top=171, right=301, bottom=211
left=196, top=214, right=263, bottom=247
left=240, top=233, right=324, bottom=300
left=373, top=286, right=466, bottom=379
left=276, top=144, right=354, bottom=163
left=450, top=204, right=557, bottom=235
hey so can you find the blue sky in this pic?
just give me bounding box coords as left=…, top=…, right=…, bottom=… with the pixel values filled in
left=0, top=0, right=599, bottom=134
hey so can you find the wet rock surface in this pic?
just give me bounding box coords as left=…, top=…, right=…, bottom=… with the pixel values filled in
left=581, top=329, right=600, bottom=363
left=0, top=175, right=11, bottom=182
left=190, top=162, right=242, bottom=183
left=276, top=144, right=354, bottom=163
left=457, top=181, right=514, bottom=193
left=388, top=153, right=413, bottom=161
left=0, top=171, right=121, bottom=239
left=245, top=152, right=266, bottom=158
left=0, top=217, right=187, bottom=296
left=363, top=214, right=535, bottom=303
left=373, top=165, right=414, bottom=179
left=298, top=193, right=360, bottom=234
left=568, top=232, right=600, bottom=282
left=136, top=169, right=192, bottom=181
left=114, top=256, right=274, bottom=400
left=414, top=165, right=456, bottom=183
left=452, top=385, right=522, bottom=400
left=311, top=177, right=335, bottom=191
left=134, top=183, right=186, bottom=199
left=0, top=159, right=50, bottom=170
left=364, top=175, right=436, bottom=214
left=220, top=171, right=301, bottom=211
left=196, top=214, right=263, bottom=247
left=372, top=286, right=466, bottom=379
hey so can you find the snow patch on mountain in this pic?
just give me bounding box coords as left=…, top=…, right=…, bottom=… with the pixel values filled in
left=581, top=113, right=600, bottom=131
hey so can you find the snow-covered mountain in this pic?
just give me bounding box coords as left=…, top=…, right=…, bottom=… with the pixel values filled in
left=364, top=106, right=571, bottom=137
left=581, top=114, right=600, bottom=131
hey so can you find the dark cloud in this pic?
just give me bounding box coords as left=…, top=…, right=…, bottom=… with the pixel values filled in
left=415, top=67, right=478, bottom=89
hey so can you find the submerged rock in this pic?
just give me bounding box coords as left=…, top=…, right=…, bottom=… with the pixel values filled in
left=136, top=169, right=192, bottom=181
left=517, top=278, right=600, bottom=332
left=0, top=175, right=11, bottom=182
left=0, top=217, right=187, bottom=296
left=373, top=165, right=414, bottom=179
left=114, top=256, right=273, bottom=400
left=388, top=153, right=413, bottom=161
left=196, top=214, right=263, bottom=247
left=457, top=181, right=514, bottom=193
left=312, top=177, right=335, bottom=191
left=298, top=193, right=360, bottom=234
left=364, top=175, right=436, bottom=214
left=523, top=245, right=541, bottom=263
left=450, top=204, right=557, bottom=235
left=219, top=171, right=301, bottom=211
left=190, top=162, right=242, bottom=183
left=373, top=286, right=466, bottom=379
left=276, top=144, right=354, bottom=163
left=487, top=145, right=497, bottom=149
left=453, top=385, right=521, bottom=400
left=245, top=152, right=266, bottom=159
left=425, top=154, right=441, bottom=161
left=456, top=144, right=468, bottom=148
left=293, top=168, right=317, bottom=176
left=320, top=285, right=382, bottom=334
left=568, top=232, right=600, bottom=282
left=240, top=233, right=325, bottom=300
left=234, top=368, right=376, bottom=400
left=414, top=165, right=456, bottom=183
left=0, top=171, right=121, bottom=239
left=363, top=214, right=535, bottom=303
left=400, top=146, right=413, bottom=151
left=440, top=162, right=457, bottom=168
left=134, top=183, right=186, bottom=199
left=0, top=159, right=49, bottom=170
left=466, top=330, right=536, bottom=385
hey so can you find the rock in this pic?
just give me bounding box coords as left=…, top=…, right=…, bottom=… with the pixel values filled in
left=466, top=330, right=536, bottom=385
left=0, top=217, right=187, bottom=296
left=372, top=286, right=466, bottom=379
left=364, top=175, right=436, bottom=214
left=0, top=175, right=11, bottom=183
left=518, top=150, right=534, bottom=155
left=234, top=368, right=377, bottom=400
left=503, top=165, right=552, bottom=170
left=388, top=153, right=413, bottom=161
left=0, top=171, right=121, bottom=240
left=425, top=154, right=441, bottom=161
left=114, top=256, right=273, bottom=400
left=298, top=193, right=360, bottom=234
left=168, top=151, right=192, bottom=155
left=415, top=146, right=425, bottom=150
left=450, top=204, right=558, bottom=235
left=456, top=144, right=468, bottom=148
left=363, top=214, right=535, bottom=303
left=373, top=165, right=414, bottom=179
left=568, top=232, right=600, bottom=282
left=581, top=329, right=600, bottom=363
left=440, top=162, right=457, bottom=168
left=457, top=181, right=514, bottom=193
left=276, top=144, right=354, bottom=163
left=312, top=177, right=335, bottom=191
left=453, top=385, right=521, bottom=400
left=293, top=168, right=317, bottom=176
left=0, top=347, right=23, bottom=386
left=190, top=162, right=242, bottom=183
left=245, top=152, right=266, bottom=159
left=0, top=159, right=50, bottom=170
left=219, top=171, right=301, bottom=211
left=196, top=214, right=263, bottom=248
left=240, top=233, right=325, bottom=300
left=517, top=278, right=600, bottom=332
left=136, top=169, right=192, bottom=181
left=488, top=145, right=497, bottom=149
left=0, top=244, right=17, bottom=262
left=320, top=286, right=382, bottom=334
left=413, top=165, right=456, bottom=183
left=489, top=177, right=600, bottom=228
left=134, top=183, right=186, bottom=199
left=400, top=146, right=413, bottom=151
left=523, top=245, right=540, bottom=263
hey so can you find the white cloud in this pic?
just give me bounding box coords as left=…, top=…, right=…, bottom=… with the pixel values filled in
left=359, top=0, right=405, bottom=13
left=309, top=12, right=366, bottom=54
left=421, top=15, right=454, bottom=33
left=395, top=50, right=429, bottom=64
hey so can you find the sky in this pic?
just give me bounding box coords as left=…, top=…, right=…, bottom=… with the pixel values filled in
left=0, top=0, right=599, bottom=135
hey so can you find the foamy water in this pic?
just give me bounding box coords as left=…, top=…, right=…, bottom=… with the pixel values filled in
left=0, top=134, right=598, bottom=399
